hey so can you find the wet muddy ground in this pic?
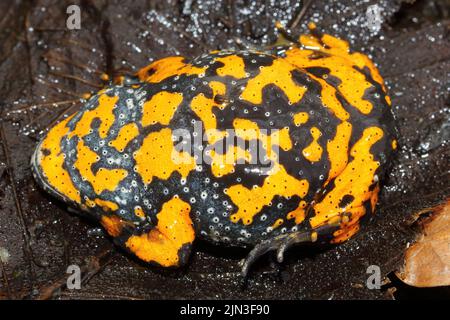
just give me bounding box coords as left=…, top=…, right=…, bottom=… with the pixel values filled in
left=0, top=0, right=449, bottom=299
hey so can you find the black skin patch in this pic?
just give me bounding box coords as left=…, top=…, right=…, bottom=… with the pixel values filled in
left=177, top=242, right=193, bottom=266
left=339, top=194, right=355, bottom=208
left=41, top=148, right=51, bottom=156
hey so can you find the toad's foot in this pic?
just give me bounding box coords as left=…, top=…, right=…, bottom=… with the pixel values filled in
left=241, top=230, right=318, bottom=278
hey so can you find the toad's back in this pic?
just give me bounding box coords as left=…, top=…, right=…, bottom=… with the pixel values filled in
left=32, top=24, right=396, bottom=268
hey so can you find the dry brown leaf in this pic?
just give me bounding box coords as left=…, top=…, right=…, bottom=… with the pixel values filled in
left=397, top=200, right=450, bottom=287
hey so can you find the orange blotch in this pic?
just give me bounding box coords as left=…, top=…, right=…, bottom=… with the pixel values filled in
left=331, top=223, right=360, bottom=244
left=101, top=215, right=124, bottom=237
left=215, top=55, right=247, bottom=79
left=142, top=91, right=183, bottom=126
left=209, top=146, right=252, bottom=178
left=310, top=127, right=384, bottom=232
left=302, top=127, right=323, bottom=162
left=241, top=58, right=307, bottom=105
left=326, top=121, right=352, bottom=181
left=271, top=218, right=284, bottom=230
left=38, top=115, right=81, bottom=203
left=68, top=93, right=118, bottom=139
left=385, top=95, right=392, bottom=106
left=133, top=128, right=195, bottom=184
left=391, top=139, right=398, bottom=150
left=125, top=197, right=195, bottom=267
left=293, top=112, right=309, bottom=126
left=191, top=81, right=227, bottom=144
left=134, top=206, right=146, bottom=219
left=109, top=122, right=139, bottom=152
left=286, top=200, right=307, bottom=224
left=137, top=56, right=207, bottom=83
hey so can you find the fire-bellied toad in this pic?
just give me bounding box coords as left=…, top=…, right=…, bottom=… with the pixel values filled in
left=31, top=23, right=397, bottom=275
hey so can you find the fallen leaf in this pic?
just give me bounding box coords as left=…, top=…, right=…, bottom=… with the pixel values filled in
left=397, top=200, right=450, bottom=287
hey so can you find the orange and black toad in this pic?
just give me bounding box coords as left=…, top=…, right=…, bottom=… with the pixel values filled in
left=31, top=23, right=397, bottom=276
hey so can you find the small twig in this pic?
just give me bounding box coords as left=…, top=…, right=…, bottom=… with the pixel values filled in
left=22, top=101, right=80, bottom=130
left=9, top=99, right=82, bottom=113
left=49, top=71, right=103, bottom=89
left=43, top=102, right=83, bottom=129
left=36, top=78, right=87, bottom=99
left=43, top=51, right=107, bottom=77
left=32, top=27, right=67, bottom=32
left=58, top=38, right=97, bottom=52
left=218, top=16, right=232, bottom=29
left=289, top=0, right=313, bottom=30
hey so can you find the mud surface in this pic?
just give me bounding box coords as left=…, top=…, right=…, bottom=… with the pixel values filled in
left=0, top=0, right=449, bottom=299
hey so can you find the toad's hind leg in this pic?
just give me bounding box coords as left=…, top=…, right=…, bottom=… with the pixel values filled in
left=124, top=197, right=196, bottom=268
left=241, top=229, right=319, bottom=278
